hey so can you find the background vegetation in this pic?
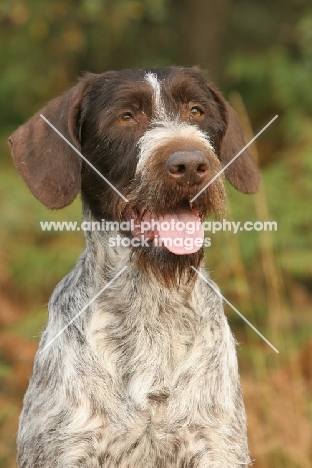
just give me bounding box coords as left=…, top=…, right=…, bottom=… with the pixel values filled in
left=0, top=0, right=312, bottom=466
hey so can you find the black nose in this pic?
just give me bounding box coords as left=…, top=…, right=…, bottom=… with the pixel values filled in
left=166, top=151, right=209, bottom=185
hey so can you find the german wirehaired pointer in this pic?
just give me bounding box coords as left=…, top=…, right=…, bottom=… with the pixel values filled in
left=9, top=67, right=260, bottom=467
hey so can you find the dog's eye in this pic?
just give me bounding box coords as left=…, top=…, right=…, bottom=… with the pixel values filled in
left=190, top=106, right=203, bottom=118
left=119, top=112, right=135, bottom=123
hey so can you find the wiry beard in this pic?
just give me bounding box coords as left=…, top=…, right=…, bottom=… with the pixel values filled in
left=110, top=169, right=226, bottom=289
left=130, top=244, right=204, bottom=289
left=125, top=174, right=226, bottom=219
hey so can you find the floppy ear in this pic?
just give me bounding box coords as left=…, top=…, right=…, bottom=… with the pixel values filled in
left=8, top=74, right=95, bottom=209
left=207, top=84, right=261, bottom=194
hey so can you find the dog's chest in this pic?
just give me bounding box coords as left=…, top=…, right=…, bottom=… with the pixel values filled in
left=87, top=283, right=201, bottom=412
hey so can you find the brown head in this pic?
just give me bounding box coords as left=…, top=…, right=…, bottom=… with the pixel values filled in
left=8, top=67, right=260, bottom=285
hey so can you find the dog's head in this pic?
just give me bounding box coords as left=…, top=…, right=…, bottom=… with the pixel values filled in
left=8, top=67, right=260, bottom=284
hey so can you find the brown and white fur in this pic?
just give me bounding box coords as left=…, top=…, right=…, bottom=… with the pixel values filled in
left=8, top=66, right=260, bottom=467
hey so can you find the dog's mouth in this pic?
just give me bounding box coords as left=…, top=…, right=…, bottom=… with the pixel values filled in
left=128, top=201, right=204, bottom=255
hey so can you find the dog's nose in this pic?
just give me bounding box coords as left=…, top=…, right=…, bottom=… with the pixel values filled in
left=166, top=151, right=209, bottom=185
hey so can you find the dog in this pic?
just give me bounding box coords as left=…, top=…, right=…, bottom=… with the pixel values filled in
left=8, top=66, right=260, bottom=467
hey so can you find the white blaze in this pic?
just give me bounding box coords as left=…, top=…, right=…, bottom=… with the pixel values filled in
left=137, top=73, right=215, bottom=174
left=145, top=72, right=167, bottom=120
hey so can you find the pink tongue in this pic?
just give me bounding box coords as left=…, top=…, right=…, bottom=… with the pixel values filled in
left=156, top=209, right=204, bottom=255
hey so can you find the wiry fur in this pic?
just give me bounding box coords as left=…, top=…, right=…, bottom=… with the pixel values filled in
left=18, top=227, right=250, bottom=467
left=8, top=66, right=260, bottom=467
